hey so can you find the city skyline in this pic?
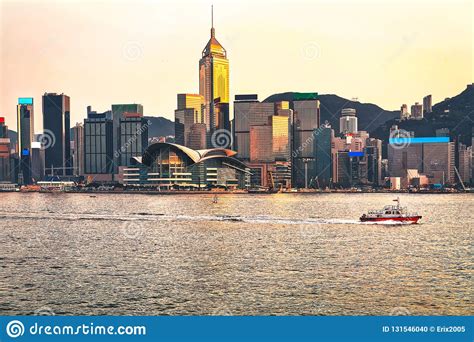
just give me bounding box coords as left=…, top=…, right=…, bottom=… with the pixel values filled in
left=1, top=0, right=472, bottom=133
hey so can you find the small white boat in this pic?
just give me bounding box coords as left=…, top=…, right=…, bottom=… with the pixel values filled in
left=360, top=197, right=422, bottom=224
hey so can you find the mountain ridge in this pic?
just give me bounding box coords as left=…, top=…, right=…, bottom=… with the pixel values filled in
left=263, top=92, right=399, bottom=133
left=370, top=84, right=474, bottom=153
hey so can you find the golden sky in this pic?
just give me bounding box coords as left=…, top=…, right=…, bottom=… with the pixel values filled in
left=0, top=0, right=472, bottom=132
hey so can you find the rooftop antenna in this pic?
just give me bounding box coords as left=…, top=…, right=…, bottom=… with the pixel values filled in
left=211, top=5, right=215, bottom=37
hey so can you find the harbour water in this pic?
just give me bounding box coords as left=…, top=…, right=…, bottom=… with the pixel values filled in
left=0, top=193, right=472, bottom=315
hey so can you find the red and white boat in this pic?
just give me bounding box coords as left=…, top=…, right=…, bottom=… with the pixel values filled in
left=360, top=197, right=422, bottom=224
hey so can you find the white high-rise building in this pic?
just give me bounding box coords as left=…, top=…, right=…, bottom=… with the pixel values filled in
left=339, top=108, right=358, bottom=134
left=400, top=104, right=409, bottom=120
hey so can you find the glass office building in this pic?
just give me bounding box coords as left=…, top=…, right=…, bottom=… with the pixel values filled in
left=291, top=97, right=320, bottom=188
left=71, top=123, right=84, bottom=176
left=271, top=115, right=290, bottom=162
left=42, top=93, right=71, bottom=176
left=111, top=104, right=144, bottom=172
left=177, top=94, right=204, bottom=123
left=0, top=117, right=11, bottom=182
left=314, top=125, right=333, bottom=188
left=84, top=112, right=114, bottom=177
left=119, top=114, right=149, bottom=167
left=17, top=98, right=34, bottom=184
left=17, top=98, right=34, bottom=156
left=233, top=95, right=274, bottom=160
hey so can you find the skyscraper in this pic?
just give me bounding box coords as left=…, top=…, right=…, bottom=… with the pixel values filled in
left=423, top=141, right=455, bottom=184
left=388, top=143, right=423, bottom=177
left=423, top=95, right=432, bottom=114
left=177, top=94, right=204, bottom=123
left=271, top=114, right=290, bottom=162
left=411, top=102, right=423, bottom=120
left=339, top=108, right=358, bottom=134
left=291, top=96, right=320, bottom=188
left=17, top=98, right=34, bottom=154
left=187, top=123, right=207, bottom=150
left=349, top=151, right=368, bottom=186
left=0, top=117, right=12, bottom=182
left=249, top=125, right=273, bottom=163
left=233, top=95, right=292, bottom=189
left=118, top=112, right=149, bottom=167
left=175, top=94, right=205, bottom=148
left=233, top=95, right=274, bottom=160
left=458, top=143, right=471, bottom=183
left=314, top=124, right=333, bottom=188
left=174, top=109, right=193, bottom=146
left=366, top=138, right=382, bottom=186
left=42, top=93, right=71, bottom=176
left=17, top=98, right=34, bottom=184
left=84, top=108, right=114, bottom=181
left=30, top=142, right=45, bottom=182
left=400, top=104, right=409, bottom=120
left=199, top=6, right=230, bottom=143
left=71, top=122, right=84, bottom=176
left=334, top=151, right=351, bottom=187
left=111, top=104, right=144, bottom=173
left=388, top=136, right=455, bottom=185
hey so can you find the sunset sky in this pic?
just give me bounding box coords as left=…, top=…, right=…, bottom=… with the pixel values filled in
left=0, top=0, right=472, bottom=132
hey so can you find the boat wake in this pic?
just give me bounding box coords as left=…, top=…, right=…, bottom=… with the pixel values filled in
left=0, top=210, right=416, bottom=226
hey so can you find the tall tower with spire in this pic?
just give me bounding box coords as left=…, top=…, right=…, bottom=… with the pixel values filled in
left=199, top=5, right=230, bottom=147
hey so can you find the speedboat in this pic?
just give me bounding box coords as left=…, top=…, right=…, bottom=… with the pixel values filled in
left=360, top=197, right=422, bottom=224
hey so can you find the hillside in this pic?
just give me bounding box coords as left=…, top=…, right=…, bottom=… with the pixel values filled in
left=144, top=116, right=174, bottom=138
left=264, top=92, right=399, bottom=133
left=7, top=130, right=17, bottom=147
left=371, top=84, right=474, bottom=152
